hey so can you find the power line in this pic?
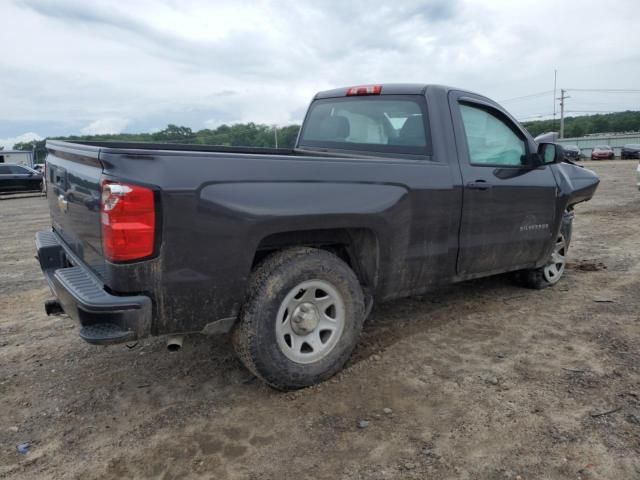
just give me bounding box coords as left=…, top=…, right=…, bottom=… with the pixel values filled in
left=503, top=87, right=640, bottom=105
left=516, top=113, right=554, bottom=121
left=566, top=88, right=640, bottom=93
left=516, top=109, right=634, bottom=122
left=498, top=90, right=555, bottom=103
left=566, top=109, right=632, bottom=113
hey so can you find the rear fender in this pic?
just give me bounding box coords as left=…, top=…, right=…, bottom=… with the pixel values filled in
left=199, top=180, right=410, bottom=292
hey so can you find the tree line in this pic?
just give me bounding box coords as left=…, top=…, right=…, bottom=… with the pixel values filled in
left=11, top=110, right=640, bottom=162
left=12, top=123, right=302, bottom=163
left=521, top=110, right=640, bottom=138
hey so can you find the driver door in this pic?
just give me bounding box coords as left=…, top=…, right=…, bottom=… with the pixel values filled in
left=449, top=91, right=558, bottom=276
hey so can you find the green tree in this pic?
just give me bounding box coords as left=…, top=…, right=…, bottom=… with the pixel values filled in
left=152, top=124, right=195, bottom=142
left=522, top=110, right=640, bottom=138
left=13, top=139, right=47, bottom=163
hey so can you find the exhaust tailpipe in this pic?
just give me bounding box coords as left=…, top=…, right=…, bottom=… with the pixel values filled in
left=166, top=335, right=184, bottom=352
left=44, top=299, right=63, bottom=316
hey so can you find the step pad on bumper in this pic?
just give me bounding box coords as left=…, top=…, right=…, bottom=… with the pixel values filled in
left=79, top=323, right=134, bottom=345
left=36, top=230, right=152, bottom=345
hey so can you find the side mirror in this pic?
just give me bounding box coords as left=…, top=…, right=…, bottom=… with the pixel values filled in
left=537, top=142, right=564, bottom=165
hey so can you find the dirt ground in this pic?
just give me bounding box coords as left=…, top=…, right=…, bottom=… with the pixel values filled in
left=1, top=160, right=639, bottom=479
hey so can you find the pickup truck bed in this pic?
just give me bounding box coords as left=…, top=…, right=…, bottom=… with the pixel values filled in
left=36, top=83, right=599, bottom=389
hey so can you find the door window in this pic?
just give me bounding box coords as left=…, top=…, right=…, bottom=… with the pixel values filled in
left=0, top=165, right=11, bottom=174
left=460, top=103, right=526, bottom=166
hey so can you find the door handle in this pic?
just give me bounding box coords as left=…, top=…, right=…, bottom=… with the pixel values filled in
left=466, top=181, right=493, bottom=190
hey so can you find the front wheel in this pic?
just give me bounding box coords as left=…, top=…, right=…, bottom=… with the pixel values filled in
left=517, top=234, right=567, bottom=289
left=232, top=247, right=365, bottom=390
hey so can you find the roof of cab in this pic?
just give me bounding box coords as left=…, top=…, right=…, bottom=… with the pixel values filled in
left=314, top=84, right=451, bottom=99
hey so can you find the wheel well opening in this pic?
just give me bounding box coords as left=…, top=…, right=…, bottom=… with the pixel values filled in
left=252, top=228, right=379, bottom=291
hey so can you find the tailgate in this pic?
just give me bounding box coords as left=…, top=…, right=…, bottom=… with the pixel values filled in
left=45, top=142, right=105, bottom=278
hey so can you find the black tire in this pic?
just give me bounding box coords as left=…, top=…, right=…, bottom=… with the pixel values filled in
left=232, top=247, right=365, bottom=390
left=516, top=233, right=568, bottom=289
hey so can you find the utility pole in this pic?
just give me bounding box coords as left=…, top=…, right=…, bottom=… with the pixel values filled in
left=273, top=125, right=278, bottom=148
left=558, top=89, right=570, bottom=138
left=552, top=69, right=557, bottom=132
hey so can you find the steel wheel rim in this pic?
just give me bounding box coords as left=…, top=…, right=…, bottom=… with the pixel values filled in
left=543, top=234, right=566, bottom=284
left=275, top=279, right=345, bottom=364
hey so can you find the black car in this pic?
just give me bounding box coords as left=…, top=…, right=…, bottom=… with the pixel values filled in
left=563, top=145, right=581, bottom=161
left=0, top=164, right=43, bottom=193
left=621, top=144, right=640, bottom=160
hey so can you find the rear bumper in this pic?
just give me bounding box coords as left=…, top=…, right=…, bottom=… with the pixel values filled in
left=35, top=230, right=152, bottom=344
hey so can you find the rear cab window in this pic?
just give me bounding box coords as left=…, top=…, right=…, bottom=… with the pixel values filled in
left=298, top=95, right=430, bottom=156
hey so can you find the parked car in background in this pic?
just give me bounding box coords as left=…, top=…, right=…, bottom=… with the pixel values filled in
left=0, top=164, right=43, bottom=193
left=621, top=144, right=640, bottom=160
left=591, top=145, right=614, bottom=160
left=563, top=145, right=581, bottom=161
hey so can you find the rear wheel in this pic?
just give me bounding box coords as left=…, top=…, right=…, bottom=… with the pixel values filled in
left=232, top=247, right=365, bottom=390
left=517, top=234, right=567, bottom=289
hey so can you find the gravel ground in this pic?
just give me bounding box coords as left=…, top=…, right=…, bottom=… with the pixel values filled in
left=0, top=161, right=639, bottom=479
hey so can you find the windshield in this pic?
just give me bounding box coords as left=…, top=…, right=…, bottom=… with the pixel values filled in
left=299, top=96, right=429, bottom=155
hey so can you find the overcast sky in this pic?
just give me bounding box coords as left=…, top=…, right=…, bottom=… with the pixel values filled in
left=1, top=0, right=639, bottom=148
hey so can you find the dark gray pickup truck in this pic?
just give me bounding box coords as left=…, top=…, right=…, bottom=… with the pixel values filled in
left=36, top=84, right=599, bottom=390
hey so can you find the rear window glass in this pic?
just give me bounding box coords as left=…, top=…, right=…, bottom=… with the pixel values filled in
left=299, top=96, right=429, bottom=155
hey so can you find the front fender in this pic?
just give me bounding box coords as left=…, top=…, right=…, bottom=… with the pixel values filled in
left=551, top=162, right=600, bottom=209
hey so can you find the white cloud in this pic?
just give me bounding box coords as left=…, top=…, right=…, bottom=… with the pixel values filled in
left=0, top=0, right=639, bottom=140
left=0, top=132, right=43, bottom=149
left=80, top=118, right=129, bottom=135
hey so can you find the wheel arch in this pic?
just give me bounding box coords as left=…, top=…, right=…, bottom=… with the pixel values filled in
left=252, top=228, right=380, bottom=294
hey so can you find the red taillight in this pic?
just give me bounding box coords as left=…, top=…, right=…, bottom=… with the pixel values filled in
left=346, top=85, right=382, bottom=96
left=101, top=180, right=155, bottom=262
